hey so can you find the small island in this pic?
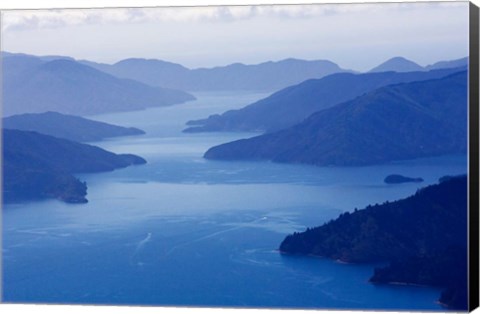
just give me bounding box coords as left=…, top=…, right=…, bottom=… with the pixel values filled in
left=384, top=174, right=424, bottom=184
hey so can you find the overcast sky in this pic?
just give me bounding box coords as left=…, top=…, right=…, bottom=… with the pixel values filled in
left=0, top=1, right=469, bottom=71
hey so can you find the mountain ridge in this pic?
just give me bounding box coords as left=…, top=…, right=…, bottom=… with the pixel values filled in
left=2, top=55, right=195, bottom=116
left=368, top=57, right=424, bottom=73
left=368, top=56, right=468, bottom=73
left=3, top=111, right=145, bottom=142
left=204, top=71, right=467, bottom=166
left=185, top=66, right=466, bottom=133
left=81, top=56, right=350, bottom=92
left=3, top=129, right=147, bottom=204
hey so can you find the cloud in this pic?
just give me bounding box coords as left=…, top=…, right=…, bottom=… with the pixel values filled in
left=1, top=2, right=467, bottom=32
left=2, top=9, right=147, bottom=31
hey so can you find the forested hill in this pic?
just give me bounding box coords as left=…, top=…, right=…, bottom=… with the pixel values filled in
left=3, top=129, right=146, bottom=204
left=204, top=71, right=467, bottom=166
left=280, top=175, right=468, bottom=309
left=185, top=66, right=465, bottom=133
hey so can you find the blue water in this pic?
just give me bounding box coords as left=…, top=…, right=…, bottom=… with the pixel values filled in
left=2, top=92, right=467, bottom=310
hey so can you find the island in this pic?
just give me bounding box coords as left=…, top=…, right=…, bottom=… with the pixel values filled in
left=384, top=174, right=424, bottom=184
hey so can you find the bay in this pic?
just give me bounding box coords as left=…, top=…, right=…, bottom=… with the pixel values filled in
left=2, top=91, right=467, bottom=310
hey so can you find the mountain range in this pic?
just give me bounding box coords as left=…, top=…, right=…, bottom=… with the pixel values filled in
left=2, top=54, right=195, bottom=116
left=80, top=55, right=467, bottom=92
left=3, top=129, right=146, bottom=204
left=369, top=56, right=468, bottom=73
left=2, top=51, right=467, bottom=119
left=204, top=71, right=467, bottom=166
left=81, top=57, right=350, bottom=92
left=185, top=66, right=466, bottom=133
left=80, top=55, right=468, bottom=92
left=3, top=111, right=145, bottom=142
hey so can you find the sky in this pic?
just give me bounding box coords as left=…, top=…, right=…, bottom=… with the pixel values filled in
left=0, top=1, right=470, bottom=72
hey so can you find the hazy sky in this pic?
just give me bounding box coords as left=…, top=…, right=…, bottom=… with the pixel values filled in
left=1, top=1, right=470, bottom=71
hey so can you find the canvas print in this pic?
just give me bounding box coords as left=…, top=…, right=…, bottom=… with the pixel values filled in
left=1, top=1, right=477, bottom=311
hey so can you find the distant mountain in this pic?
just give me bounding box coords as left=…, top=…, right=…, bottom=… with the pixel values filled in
left=82, top=57, right=350, bottom=92
left=204, top=71, right=467, bottom=166
left=4, top=111, right=145, bottom=142
left=2, top=55, right=195, bottom=116
left=369, top=56, right=468, bottom=73
left=279, top=176, right=468, bottom=310
left=2, top=54, right=44, bottom=81
left=425, top=57, right=469, bottom=71
left=37, top=55, right=75, bottom=62
left=369, top=57, right=424, bottom=73
left=1, top=51, right=74, bottom=61
left=82, top=58, right=190, bottom=88
left=1, top=51, right=14, bottom=57
left=185, top=67, right=465, bottom=133
left=3, top=129, right=146, bottom=203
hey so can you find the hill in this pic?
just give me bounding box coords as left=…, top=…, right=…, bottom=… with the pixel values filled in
left=3, top=129, right=146, bottom=203
left=424, top=57, right=469, bottom=71
left=2, top=55, right=195, bottom=116
left=81, top=58, right=191, bottom=89
left=368, top=57, right=424, bottom=73
left=204, top=71, right=467, bottom=166
left=279, top=176, right=468, bottom=310
left=369, top=56, right=468, bottom=73
left=4, top=111, right=145, bottom=142
left=184, top=67, right=465, bottom=133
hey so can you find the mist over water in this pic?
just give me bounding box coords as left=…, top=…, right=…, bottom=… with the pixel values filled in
left=2, top=92, right=466, bottom=309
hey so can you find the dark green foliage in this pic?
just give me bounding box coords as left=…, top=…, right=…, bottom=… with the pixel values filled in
left=3, top=161, right=88, bottom=204
left=205, top=71, right=467, bottom=166
left=279, top=176, right=467, bottom=261
left=3, top=111, right=145, bottom=142
left=370, top=246, right=467, bottom=310
left=279, top=176, right=468, bottom=309
left=3, top=129, right=147, bottom=203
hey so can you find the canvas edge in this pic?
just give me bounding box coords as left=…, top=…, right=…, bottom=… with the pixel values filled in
left=0, top=9, right=5, bottom=305
left=0, top=1, right=476, bottom=313
left=469, top=1, right=480, bottom=312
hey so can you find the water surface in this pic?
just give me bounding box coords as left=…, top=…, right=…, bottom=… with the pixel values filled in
left=3, top=92, right=466, bottom=309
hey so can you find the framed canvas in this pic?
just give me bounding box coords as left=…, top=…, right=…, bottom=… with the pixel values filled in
left=1, top=0, right=479, bottom=313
